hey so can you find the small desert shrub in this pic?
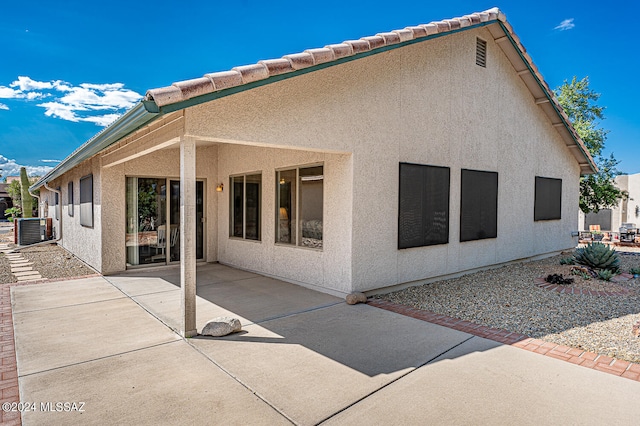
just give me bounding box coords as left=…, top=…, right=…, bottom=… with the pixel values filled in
left=629, top=267, right=640, bottom=276
left=574, top=242, right=620, bottom=272
left=559, top=257, right=574, bottom=265
left=597, top=269, right=614, bottom=281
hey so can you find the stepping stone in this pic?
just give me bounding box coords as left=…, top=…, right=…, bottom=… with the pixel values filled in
left=13, top=270, right=41, bottom=277
left=16, top=274, right=42, bottom=281
left=11, top=267, right=33, bottom=273
left=10, top=262, right=33, bottom=267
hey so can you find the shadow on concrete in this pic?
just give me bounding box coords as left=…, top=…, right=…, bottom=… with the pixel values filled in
left=107, top=263, right=474, bottom=378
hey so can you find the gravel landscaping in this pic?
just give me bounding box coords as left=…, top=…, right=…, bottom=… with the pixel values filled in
left=0, top=223, right=96, bottom=284
left=377, top=251, right=640, bottom=364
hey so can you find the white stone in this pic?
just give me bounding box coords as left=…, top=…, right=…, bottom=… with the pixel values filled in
left=201, top=317, right=242, bottom=337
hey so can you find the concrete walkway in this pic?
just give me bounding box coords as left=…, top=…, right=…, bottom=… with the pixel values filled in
left=9, top=264, right=640, bottom=425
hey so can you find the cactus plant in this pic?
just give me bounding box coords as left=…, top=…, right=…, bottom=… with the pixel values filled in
left=573, top=242, right=620, bottom=272
left=597, top=269, right=614, bottom=281
left=20, top=167, right=33, bottom=218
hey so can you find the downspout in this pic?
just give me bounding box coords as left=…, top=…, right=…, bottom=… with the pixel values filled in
left=28, top=187, right=40, bottom=218
left=43, top=182, right=62, bottom=244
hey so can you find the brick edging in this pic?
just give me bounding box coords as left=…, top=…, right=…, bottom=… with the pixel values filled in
left=1, top=283, right=21, bottom=425
left=0, top=273, right=101, bottom=426
left=367, top=299, right=640, bottom=382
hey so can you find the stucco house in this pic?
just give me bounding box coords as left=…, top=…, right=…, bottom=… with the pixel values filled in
left=32, top=8, right=596, bottom=336
left=581, top=173, right=640, bottom=232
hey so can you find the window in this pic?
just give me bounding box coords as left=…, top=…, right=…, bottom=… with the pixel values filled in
left=460, top=169, right=498, bottom=242
left=68, top=181, right=74, bottom=217
left=80, top=174, right=93, bottom=228
left=534, top=176, right=562, bottom=221
left=54, top=188, right=60, bottom=220
left=276, top=165, right=323, bottom=249
left=230, top=173, right=261, bottom=240
left=398, top=163, right=450, bottom=249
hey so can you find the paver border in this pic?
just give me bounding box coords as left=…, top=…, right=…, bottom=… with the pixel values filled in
left=0, top=274, right=101, bottom=426
left=367, top=299, right=640, bottom=382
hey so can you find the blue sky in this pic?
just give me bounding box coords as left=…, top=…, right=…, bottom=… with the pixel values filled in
left=1, top=1, right=638, bottom=177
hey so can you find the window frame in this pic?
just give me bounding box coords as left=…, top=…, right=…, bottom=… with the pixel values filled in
left=460, top=169, right=498, bottom=242
left=275, top=163, right=324, bottom=250
left=68, top=181, right=74, bottom=217
left=398, top=162, right=450, bottom=249
left=79, top=174, right=94, bottom=228
left=229, top=172, right=262, bottom=241
left=534, top=176, right=562, bottom=221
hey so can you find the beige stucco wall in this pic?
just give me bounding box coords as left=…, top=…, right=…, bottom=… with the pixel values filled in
left=185, top=26, right=581, bottom=292
left=46, top=157, right=103, bottom=272
left=99, top=144, right=218, bottom=274
left=216, top=144, right=353, bottom=295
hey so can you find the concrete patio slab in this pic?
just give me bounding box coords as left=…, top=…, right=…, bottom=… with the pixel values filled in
left=12, top=282, right=180, bottom=375
left=107, top=275, right=183, bottom=297
left=12, top=277, right=126, bottom=313
left=190, top=303, right=471, bottom=425
left=325, top=336, right=640, bottom=425
left=19, top=340, right=288, bottom=426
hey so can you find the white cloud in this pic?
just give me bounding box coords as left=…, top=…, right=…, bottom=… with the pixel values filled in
left=10, top=76, right=54, bottom=91
left=40, top=159, right=61, bottom=163
left=0, top=154, right=52, bottom=177
left=1, top=75, right=142, bottom=127
left=0, top=86, right=23, bottom=99
left=82, top=114, right=121, bottom=126
left=554, top=18, right=575, bottom=31
left=0, top=103, right=8, bottom=110
left=26, top=92, right=45, bottom=100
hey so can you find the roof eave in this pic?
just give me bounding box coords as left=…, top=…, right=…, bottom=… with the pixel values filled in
left=30, top=103, right=160, bottom=191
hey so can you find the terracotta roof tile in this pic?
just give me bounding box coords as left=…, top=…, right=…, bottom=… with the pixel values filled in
left=283, top=52, right=315, bottom=70
left=232, top=64, right=270, bottom=84
left=325, top=43, right=354, bottom=59
left=147, top=86, right=183, bottom=107
left=466, top=14, right=482, bottom=25
left=205, top=70, right=243, bottom=91
left=447, top=19, right=461, bottom=30
left=420, top=23, right=439, bottom=35
left=456, top=17, right=472, bottom=28
left=304, top=47, right=335, bottom=65
left=361, top=35, right=386, bottom=49
left=258, top=58, right=294, bottom=76
left=344, top=39, right=371, bottom=54
left=434, top=21, right=451, bottom=32
left=393, top=29, right=415, bottom=42
left=173, top=77, right=214, bottom=100
left=405, top=26, right=428, bottom=38
left=377, top=32, right=401, bottom=45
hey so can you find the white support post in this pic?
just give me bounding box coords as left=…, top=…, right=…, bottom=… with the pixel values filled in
left=180, top=135, right=197, bottom=337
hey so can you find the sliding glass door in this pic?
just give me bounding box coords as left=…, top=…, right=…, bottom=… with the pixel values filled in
left=126, top=177, right=204, bottom=267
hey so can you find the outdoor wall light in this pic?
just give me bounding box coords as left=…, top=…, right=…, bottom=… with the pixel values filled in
left=216, top=183, right=224, bottom=192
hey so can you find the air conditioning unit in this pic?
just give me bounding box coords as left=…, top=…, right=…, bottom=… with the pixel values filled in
left=17, top=218, right=46, bottom=245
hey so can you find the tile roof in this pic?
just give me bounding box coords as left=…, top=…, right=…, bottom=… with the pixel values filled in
left=32, top=7, right=597, bottom=189
left=145, top=8, right=504, bottom=108
left=143, top=7, right=595, bottom=174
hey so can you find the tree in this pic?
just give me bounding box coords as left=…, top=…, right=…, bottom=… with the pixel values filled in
left=20, top=167, right=33, bottom=218
left=555, top=76, right=627, bottom=214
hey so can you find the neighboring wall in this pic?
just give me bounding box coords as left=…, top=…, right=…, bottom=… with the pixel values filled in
left=186, top=26, right=581, bottom=293
left=610, top=173, right=640, bottom=230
